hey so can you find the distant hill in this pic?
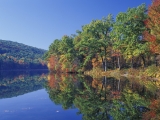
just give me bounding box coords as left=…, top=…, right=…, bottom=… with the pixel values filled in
left=0, top=39, right=48, bottom=70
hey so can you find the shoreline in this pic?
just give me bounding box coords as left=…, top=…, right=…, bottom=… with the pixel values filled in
left=84, top=67, right=160, bottom=81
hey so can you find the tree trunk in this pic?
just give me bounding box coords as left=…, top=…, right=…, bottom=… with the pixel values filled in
left=117, top=56, right=121, bottom=70
left=101, top=56, right=104, bottom=71
left=104, top=76, right=107, bottom=100
left=104, top=47, right=107, bottom=71
left=104, top=59, right=107, bottom=71
left=118, top=78, right=120, bottom=91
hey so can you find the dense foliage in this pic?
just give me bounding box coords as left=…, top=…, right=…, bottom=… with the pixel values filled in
left=143, top=0, right=160, bottom=54
left=45, top=2, right=160, bottom=72
left=0, top=39, right=47, bottom=70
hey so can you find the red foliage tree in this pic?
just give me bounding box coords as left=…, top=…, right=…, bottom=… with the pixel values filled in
left=143, top=0, right=160, bottom=54
left=48, top=55, right=56, bottom=71
left=48, top=55, right=62, bottom=72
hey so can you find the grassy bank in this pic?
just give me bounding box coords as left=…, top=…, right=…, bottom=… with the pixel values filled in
left=84, top=65, right=160, bottom=81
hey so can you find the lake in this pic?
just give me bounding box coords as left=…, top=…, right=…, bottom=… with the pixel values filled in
left=0, top=70, right=159, bottom=120
left=0, top=71, right=81, bottom=120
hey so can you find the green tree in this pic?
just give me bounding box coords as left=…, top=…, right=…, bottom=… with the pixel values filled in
left=76, top=14, right=114, bottom=71
left=112, top=4, right=148, bottom=68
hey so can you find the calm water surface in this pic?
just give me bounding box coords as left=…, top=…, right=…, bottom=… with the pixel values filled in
left=0, top=71, right=160, bottom=120
left=0, top=71, right=81, bottom=120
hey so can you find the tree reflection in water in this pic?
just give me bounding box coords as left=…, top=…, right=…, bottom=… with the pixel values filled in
left=46, top=73, right=160, bottom=120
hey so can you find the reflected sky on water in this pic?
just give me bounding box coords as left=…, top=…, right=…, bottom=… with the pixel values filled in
left=0, top=71, right=82, bottom=120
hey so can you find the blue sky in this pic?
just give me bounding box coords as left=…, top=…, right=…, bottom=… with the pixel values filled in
left=0, top=0, right=151, bottom=50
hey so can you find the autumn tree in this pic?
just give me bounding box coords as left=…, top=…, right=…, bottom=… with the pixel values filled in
left=58, top=35, right=79, bottom=72
left=76, top=14, right=114, bottom=71
left=144, top=0, right=160, bottom=53
left=143, top=0, right=160, bottom=66
left=112, top=4, right=149, bottom=68
left=44, top=39, right=62, bottom=71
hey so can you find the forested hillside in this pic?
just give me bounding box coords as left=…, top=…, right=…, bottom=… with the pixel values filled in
left=0, top=39, right=47, bottom=70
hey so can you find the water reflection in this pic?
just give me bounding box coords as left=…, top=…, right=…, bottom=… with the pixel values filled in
left=0, top=70, right=48, bottom=99
left=45, top=73, right=83, bottom=109
left=46, top=73, right=160, bottom=120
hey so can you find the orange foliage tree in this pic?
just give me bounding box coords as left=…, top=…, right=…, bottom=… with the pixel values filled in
left=48, top=55, right=61, bottom=72
left=143, top=0, right=160, bottom=54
